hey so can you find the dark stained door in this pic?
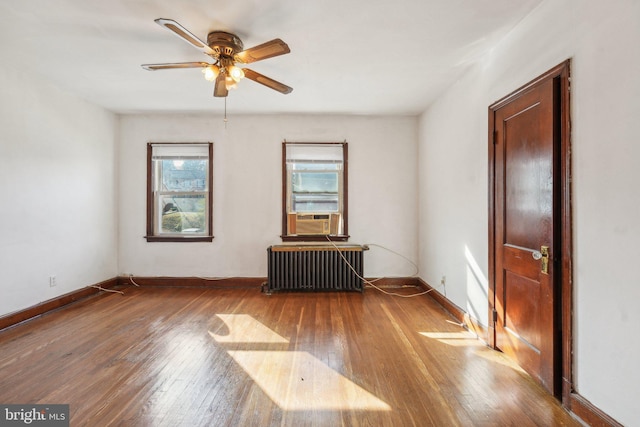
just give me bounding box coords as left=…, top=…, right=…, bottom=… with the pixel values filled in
left=490, top=75, right=560, bottom=395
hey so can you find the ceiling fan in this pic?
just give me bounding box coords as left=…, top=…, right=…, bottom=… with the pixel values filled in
left=142, top=18, right=293, bottom=98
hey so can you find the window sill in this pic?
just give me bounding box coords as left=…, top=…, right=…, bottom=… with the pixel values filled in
left=145, top=235, right=214, bottom=243
left=281, top=235, right=349, bottom=242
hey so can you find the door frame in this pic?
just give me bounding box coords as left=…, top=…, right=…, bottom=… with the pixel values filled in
left=488, top=60, right=572, bottom=403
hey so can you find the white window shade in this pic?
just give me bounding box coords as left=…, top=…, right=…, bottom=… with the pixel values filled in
left=151, top=143, right=209, bottom=158
left=286, top=144, right=344, bottom=162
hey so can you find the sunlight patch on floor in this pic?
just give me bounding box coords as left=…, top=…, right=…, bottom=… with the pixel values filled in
left=209, top=314, right=289, bottom=344
left=475, top=346, right=527, bottom=371
left=420, top=331, right=526, bottom=370
left=228, top=350, right=391, bottom=411
left=209, top=313, right=390, bottom=411
left=419, top=331, right=484, bottom=347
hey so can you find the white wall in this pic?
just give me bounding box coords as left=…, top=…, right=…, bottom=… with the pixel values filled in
left=118, top=114, right=418, bottom=279
left=0, top=63, right=118, bottom=317
left=418, top=69, right=489, bottom=324
left=418, top=0, right=640, bottom=424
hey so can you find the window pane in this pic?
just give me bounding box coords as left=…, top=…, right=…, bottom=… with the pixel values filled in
left=158, top=159, right=208, bottom=192
left=292, top=171, right=338, bottom=193
left=158, top=194, right=207, bottom=234
left=293, top=194, right=339, bottom=212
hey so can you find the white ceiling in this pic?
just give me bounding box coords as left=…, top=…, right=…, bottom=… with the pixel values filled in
left=0, top=0, right=542, bottom=115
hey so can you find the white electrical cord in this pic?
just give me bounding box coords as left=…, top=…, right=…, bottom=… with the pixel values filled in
left=325, top=237, right=440, bottom=298
left=91, top=285, right=125, bottom=295
left=362, top=243, right=420, bottom=278
left=128, top=274, right=140, bottom=287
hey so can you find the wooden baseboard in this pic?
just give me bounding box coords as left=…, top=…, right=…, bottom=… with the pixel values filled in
left=117, top=276, right=266, bottom=288
left=0, top=277, right=120, bottom=331
left=416, top=278, right=488, bottom=342
left=569, top=393, right=623, bottom=427
left=123, top=276, right=431, bottom=291
left=121, top=276, right=421, bottom=289
left=364, top=277, right=422, bottom=288
left=119, top=276, right=428, bottom=291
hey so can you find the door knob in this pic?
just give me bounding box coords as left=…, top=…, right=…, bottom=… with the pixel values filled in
left=532, top=250, right=542, bottom=260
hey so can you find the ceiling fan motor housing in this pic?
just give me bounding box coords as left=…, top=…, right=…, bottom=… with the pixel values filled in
left=207, top=31, right=244, bottom=58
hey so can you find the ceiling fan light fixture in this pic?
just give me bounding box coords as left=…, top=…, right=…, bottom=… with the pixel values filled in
left=228, top=65, right=245, bottom=82
left=225, top=76, right=238, bottom=90
left=203, top=65, right=220, bottom=82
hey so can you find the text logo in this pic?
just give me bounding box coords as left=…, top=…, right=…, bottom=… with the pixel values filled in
left=0, top=405, right=69, bottom=426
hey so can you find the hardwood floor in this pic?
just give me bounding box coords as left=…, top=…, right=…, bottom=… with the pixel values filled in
left=0, top=286, right=581, bottom=426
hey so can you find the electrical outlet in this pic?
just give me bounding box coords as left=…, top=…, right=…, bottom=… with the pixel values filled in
left=49, top=276, right=57, bottom=287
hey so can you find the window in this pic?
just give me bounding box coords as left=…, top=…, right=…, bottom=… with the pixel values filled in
left=146, top=143, right=213, bottom=242
left=282, top=142, right=348, bottom=241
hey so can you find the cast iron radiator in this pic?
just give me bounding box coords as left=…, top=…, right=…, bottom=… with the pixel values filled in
left=266, top=245, right=364, bottom=292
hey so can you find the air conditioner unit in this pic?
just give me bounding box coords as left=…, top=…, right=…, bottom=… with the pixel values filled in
left=287, top=213, right=341, bottom=235
left=295, top=214, right=331, bottom=235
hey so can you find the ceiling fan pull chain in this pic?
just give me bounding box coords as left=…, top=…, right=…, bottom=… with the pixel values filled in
left=224, top=97, right=228, bottom=127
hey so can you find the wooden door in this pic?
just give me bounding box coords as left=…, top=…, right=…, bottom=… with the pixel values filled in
left=489, top=66, right=568, bottom=396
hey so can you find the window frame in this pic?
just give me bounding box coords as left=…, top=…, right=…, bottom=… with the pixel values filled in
left=281, top=141, right=349, bottom=242
left=145, top=142, right=214, bottom=242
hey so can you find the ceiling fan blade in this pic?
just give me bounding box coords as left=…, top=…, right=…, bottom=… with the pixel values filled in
left=142, top=62, right=210, bottom=71
left=213, top=73, right=228, bottom=97
left=154, top=18, right=216, bottom=56
left=235, top=39, right=290, bottom=64
left=243, top=68, right=293, bottom=94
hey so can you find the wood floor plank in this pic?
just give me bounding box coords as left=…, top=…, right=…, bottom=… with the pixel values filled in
left=0, top=286, right=581, bottom=426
